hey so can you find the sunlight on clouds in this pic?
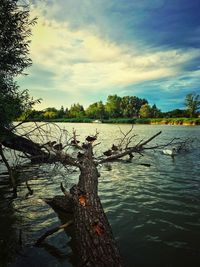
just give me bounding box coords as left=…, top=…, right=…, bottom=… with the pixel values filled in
left=28, top=3, right=200, bottom=97
left=84, top=36, right=122, bottom=62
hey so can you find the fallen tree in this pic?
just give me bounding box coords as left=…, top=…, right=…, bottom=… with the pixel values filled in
left=0, top=123, right=190, bottom=266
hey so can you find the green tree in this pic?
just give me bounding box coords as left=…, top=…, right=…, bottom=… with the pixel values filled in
left=120, top=96, right=148, bottom=118
left=163, top=109, right=188, bottom=118
left=44, top=107, right=58, bottom=113
left=105, top=95, right=121, bottom=118
left=69, top=103, right=85, bottom=118
left=130, top=96, right=148, bottom=117
left=120, top=96, right=131, bottom=117
left=43, top=111, right=57, bottom=120
left=185, top=93, right=200, bottom=117
left=151, top=104, right=161, bottom=118
left=65, top=107, right=69, bottom=117
left=57, top=106, right=65, bottom=118
left=42, top=107, right=58, bottom=119
left=86, top=101, right=105, bottom=119
left=26, top=110, right=44, bottom=121
left=0, top=0, right=36, bottom=127
left=139, top=104, right=152, bottom=118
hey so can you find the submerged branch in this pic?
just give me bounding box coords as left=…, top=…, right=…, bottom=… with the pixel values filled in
left=35, top=220, right=73, bottom=246
left=0, top=144, right=17, bottom=196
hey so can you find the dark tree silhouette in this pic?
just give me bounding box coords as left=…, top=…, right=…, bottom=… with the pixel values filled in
left=0, top=0, right=37, bottom=127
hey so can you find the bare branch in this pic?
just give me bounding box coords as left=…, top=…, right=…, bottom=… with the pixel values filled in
left=0, top=144, right=17, bottom=196
left=69, top=128, right=83, bottom=150
left=25, top=179, right=33, bottom=198
left=99, top=131, right=162, bottom=164
left=60, top=182, right=72, bottom=198
left=35, top=220, right=73, bottom=246
left=118, top=124, right=134, bottom=149
left=138, top=131, right=162, bottom=147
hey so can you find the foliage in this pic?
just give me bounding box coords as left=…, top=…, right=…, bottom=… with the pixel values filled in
left=139, top=104, right=152, bottom=118
left=120, top=96, right=147, bottom=117
left=69, top=103, right=85, bottom=118
left=163, top=108, right=188, bottom=118
left=0, top=78, right=30, bottom=125
left=104, top=95, right=148, bottom=118
left=86, top=101, right=106, bottom=119
left=17, top=92, right=200, bottom=123
left=43, top=111, right=58, bottom=119
left=0, top=0, right=36, bottom=126
left=57, top=106, right=65, bottom=118
left=105, top=95, right=122, bottom=118
left=151, top=104, right=161, bottom=118
left=185, top=93, right=200, bottom=117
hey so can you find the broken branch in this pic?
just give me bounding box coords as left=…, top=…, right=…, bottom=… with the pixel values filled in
left=35, top=220, right=73, bottom=246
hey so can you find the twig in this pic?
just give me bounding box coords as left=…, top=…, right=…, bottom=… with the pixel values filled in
left=25, top=179, right=33, bottom=197
left=99, top=131, right=162, bottom=164
left=60, top=182, right=72, bottom=198
left=0, top=144, right=17, bottom=196
left=118, top=125, right=134, bottom=148
left=138, top=131, right=162, bottom=147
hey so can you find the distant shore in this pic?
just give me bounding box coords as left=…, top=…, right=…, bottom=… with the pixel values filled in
left=21, top=117, right=200, bottom=125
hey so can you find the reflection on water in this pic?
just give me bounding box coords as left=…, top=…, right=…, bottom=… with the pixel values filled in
left=0, top=124, right=200, bottom=266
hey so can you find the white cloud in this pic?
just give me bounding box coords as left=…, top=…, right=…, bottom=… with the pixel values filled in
left=159, top=69, right=200, bottom=92
left=21, top=2, right=200, bottom=104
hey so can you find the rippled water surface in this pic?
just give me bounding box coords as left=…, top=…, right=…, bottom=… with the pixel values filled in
left=0, top=124, right=200, bottom=266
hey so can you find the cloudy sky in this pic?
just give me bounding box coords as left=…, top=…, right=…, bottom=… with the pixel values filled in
left=18, top=0, right=200, bottom=111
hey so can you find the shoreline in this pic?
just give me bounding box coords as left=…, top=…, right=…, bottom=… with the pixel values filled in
left=16, top=117, right=200, bottom=126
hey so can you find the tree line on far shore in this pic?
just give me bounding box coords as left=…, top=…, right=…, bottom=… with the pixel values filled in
left=18, top=93, right=200, bottom=122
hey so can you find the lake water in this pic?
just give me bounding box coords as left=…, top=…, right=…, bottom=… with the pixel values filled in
left=0, top=123, right=200, bottom=266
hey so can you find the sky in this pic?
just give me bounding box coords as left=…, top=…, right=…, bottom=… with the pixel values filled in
left=18, top=0, right=200, bottom=111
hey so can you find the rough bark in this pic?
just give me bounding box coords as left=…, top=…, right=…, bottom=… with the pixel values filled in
left=44, top=146, right=124, bottom=266
left=45, top=195, right=73, bottom=214
left=70, top=146, right=124, bottom=267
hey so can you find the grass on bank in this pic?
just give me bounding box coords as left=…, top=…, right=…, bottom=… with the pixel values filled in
left=149, top=117, right=200, bottom=125
left=35, top=117, right=200, bottom=125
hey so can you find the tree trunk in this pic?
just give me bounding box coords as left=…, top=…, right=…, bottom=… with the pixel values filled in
left=0, top=126, right=47, bottom=161
left=70, top=148, right=124, bottom=266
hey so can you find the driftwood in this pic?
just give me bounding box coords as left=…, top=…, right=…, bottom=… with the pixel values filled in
left=35, top=220, right=73, bottom=246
